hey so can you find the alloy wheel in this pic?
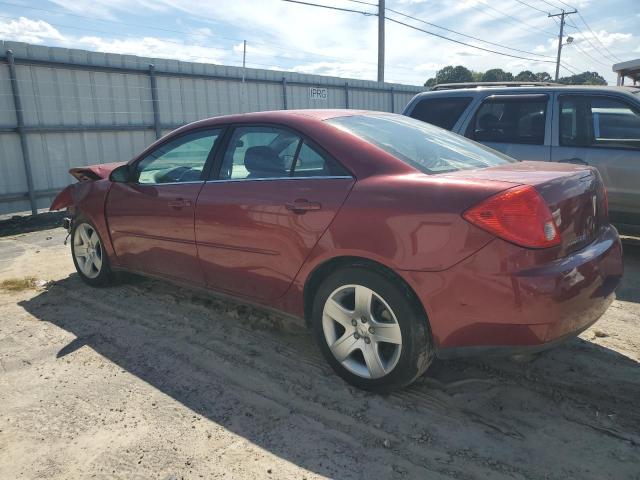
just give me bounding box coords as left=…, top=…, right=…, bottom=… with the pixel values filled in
left=322, top=284, right=402, bottom=379
left=73, top=223, right=103, bottom=279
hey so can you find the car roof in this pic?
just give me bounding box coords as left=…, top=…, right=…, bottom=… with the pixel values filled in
left=413, top=85, right=640, bottom=98
left=186, top=109, right=377, bottom=126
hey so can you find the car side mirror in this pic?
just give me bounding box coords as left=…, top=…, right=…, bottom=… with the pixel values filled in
left=110, top=164, right=133, bottom=183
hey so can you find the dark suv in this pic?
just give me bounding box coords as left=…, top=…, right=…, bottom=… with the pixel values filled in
left=403, top=83, right=640, bottom=226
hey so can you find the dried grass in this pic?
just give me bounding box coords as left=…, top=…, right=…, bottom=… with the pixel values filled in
left=0, top=276, right=38, bottom=292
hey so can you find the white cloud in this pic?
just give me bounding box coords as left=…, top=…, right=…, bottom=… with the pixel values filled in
left=77, top=36, right=229, bottom=64
left=0, top=16, right=65, bottom=44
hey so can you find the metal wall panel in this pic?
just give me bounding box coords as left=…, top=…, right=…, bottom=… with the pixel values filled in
left=0, top=64, right=16, bottom=127
left=0, top=40, right=424, bottom=215
left=0, top=133, right=27, bottom=194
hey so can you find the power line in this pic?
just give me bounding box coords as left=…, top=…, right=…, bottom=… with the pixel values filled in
left=511, top=0, right=550, bottom=15
left=538, top=0, right=564, bottom=11
left=384, top=5, right=556, bottom=59
left=385, top=17, right=556, bottom=65
left=281, top=0, right=579, bottom=75
left=567, top=40, right=613, bottom=69
left=476, top=1, right=557, bottom=37
left=342, top=0, right=377, bottom=6
left=576, top=12, right=622, bottom=62
left=282, top=0, right=558, bottom=63
left=565, top=18, right=618, bottom=64
left=533, top=0, right=623, bottom=62
left=280, top=0, right=375, bottom=16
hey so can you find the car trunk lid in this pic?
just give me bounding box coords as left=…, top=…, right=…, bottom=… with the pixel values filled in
left=446, top=161, right=607, bottom=254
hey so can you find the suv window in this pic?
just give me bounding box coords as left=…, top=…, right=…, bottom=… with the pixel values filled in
left=467, top=95, right=547, bottom=145
left=137, top=129, right=220, bottom=184
left=560, top=95, right=640, bottom=149
left=408, top=97, right=472, bottom=130
left=219, top=126, right=349, bottom=180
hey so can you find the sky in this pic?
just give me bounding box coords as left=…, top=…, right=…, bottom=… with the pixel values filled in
left=0, top=0, right=638, bottom=86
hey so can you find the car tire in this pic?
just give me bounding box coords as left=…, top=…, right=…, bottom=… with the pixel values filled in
left=312, top=266, right=433, bottom=392
left=70, top=217, right=116, bottom=287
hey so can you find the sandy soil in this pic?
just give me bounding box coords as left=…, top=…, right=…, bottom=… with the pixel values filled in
left=0, top=227, right=639, bottom=480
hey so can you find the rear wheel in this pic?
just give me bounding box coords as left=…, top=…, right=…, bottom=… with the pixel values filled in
left=71, top=219, right=115, bottom=287
left=312, top=267, right=433, bottom=391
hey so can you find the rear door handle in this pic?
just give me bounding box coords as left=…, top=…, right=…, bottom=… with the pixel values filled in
left=558, top=157, right=588, bottom=165
left=285, top=199, right=322, bottom=214
left=168, top=198, right=192, bottom=208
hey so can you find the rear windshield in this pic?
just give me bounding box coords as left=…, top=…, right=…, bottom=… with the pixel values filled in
left=327, top=114, right=515, bottom=174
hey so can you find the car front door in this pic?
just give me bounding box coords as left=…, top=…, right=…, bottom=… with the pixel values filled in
left=463, top=93, right=552, bottom=161
left=195, top=124, right=354, bottom=300
left=106, top=128, right=223, bottom=283
left=551, top=93, right=640, bottom=225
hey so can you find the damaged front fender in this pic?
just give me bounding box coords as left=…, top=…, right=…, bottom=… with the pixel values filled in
left=50, top=185, right=74, bottom=211
left=49, top=162, right=126, bottom=211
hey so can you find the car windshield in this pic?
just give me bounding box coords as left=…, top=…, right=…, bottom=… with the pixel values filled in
left=326, top=113, right=516, bottom=174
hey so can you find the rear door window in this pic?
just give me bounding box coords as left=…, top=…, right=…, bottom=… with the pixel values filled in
left=560, top=95, right=640, bottom=150
left=467, top=95, right=548, bottom=145
left=408, top=97, right=473, bottom=130
left=218, top=126, right=350, bottom=180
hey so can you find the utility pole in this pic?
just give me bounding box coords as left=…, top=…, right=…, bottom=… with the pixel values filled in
left=549, top=9, right=577, bottom=81
left=378, top=0, right=385, bottom=83
left=241, top=40, right=247, bottom=112
left=242, top=39, right=247, bottom=80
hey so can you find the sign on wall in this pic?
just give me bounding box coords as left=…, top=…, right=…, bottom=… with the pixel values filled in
left=309, top=87, right=328, bottom=100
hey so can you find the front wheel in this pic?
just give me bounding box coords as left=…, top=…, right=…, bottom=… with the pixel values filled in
left=312, top=267, right=433, bottom=392
left=71, top=219, right=116, bottom=287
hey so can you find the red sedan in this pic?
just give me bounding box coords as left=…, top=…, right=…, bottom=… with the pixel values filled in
left=51, top=110, right=623, bottom=391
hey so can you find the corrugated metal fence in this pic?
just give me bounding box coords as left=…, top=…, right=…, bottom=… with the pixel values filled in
left=0, top=40, right=424, bottom=215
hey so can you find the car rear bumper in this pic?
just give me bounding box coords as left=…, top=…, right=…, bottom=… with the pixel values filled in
left=403, top=224, right=623, bottom=358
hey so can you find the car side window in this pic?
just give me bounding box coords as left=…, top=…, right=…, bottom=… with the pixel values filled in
left=408, top=97, right=473, bottom=130
left=292, top=141, right=350, bottom=177
left=136, top=129, right=221, bottom=184
left=219, top=126, right=300, bottom=180
left=560, top=95, right=640, bottom=150
left=467, top=95, right=547, bottom=145
left=219, top=126, right=350, bottom=180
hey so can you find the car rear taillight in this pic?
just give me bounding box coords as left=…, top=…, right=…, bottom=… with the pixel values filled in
left=463, top=185, right=561, bottom=248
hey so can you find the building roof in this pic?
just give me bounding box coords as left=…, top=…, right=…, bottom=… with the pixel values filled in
left=613, top=59, right=640, bottom=82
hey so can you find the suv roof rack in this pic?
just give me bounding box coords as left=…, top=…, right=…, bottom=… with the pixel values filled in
left=430, top=81, right=562, bottom=91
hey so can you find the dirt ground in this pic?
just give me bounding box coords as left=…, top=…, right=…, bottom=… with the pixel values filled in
left=0, top=227, right=639, bottom=480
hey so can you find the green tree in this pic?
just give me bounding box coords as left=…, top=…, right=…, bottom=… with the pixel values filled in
left=515, top=70, right=537, bottom=81
left=481, top=68, right=514, bottom=82
left=424, top=65, right=474, bottom=87
left=535, top=72, right=553, bottom=82
left=471, top=70, right=483, bottom=82
left=558, top=71, right=607, bottom=85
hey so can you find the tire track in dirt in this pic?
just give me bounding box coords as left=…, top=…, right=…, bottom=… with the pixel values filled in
left=41, top=279, right=537, bottom=480
left=20, top=274, right=640, bottom=479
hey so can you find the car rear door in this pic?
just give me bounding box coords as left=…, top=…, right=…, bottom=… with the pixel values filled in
left=551, top=93, right=640, bottom=225
left=462, top=93, right=552, bottom=161
left=106, top=128, right=223, bottom=284
left=194, top=124, right=354, bottom=300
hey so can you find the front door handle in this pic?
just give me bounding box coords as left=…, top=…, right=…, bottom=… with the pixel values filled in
left=168, top=198, right=192, bottom=208
left=558, top=157, right=588, bottom=165
left=285, top=199, right=322, bottom=214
